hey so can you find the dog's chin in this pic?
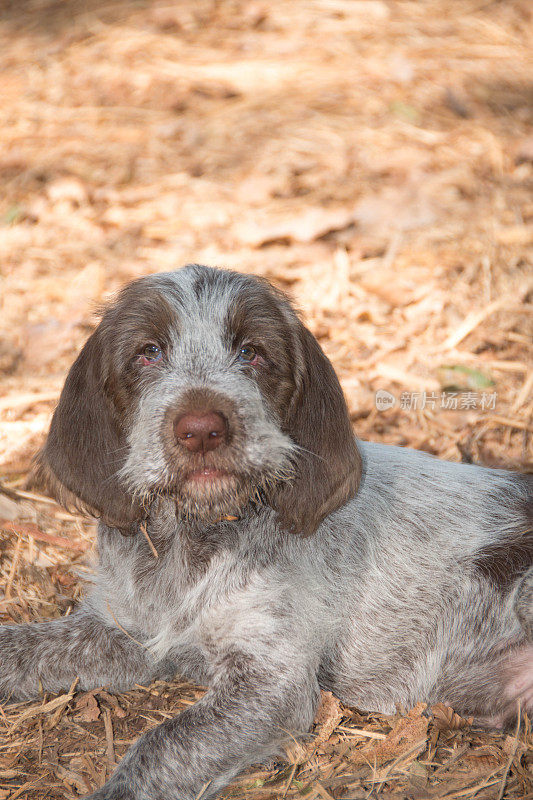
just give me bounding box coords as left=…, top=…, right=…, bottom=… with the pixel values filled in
left=173, top=470, right=255, bottom=523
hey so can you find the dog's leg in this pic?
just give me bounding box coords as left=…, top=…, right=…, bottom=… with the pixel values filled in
left=86, top=650, right=320, bottom=800
left=0, top=609, right=161, bottom=701
left=501, top=567, right=533, bottom=721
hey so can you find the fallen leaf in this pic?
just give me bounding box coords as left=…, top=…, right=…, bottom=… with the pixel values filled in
left=431, top=703, right=473, bottom=731
left=233, top=205, right=357, bottom=246
left=0, top=493, right=25, bottom=521
left=55, top=764, right=89, bottom=795
left=312, top=691, right=344, bottom=748
left=74, top=692, right=101, bottom=723
left=96, top=690, right=127, bottom=718
left=349, top=703, right=429, bottom=766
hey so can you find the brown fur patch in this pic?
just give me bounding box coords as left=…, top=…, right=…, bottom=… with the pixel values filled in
left=33, top=278, right=181, bottom=530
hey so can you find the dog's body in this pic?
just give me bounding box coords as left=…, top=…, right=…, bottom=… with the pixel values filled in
left=1, top=265, right=532, bottom=800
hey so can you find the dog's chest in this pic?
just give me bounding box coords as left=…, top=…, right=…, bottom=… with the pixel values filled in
left=95, top=521, right=262, bottom=654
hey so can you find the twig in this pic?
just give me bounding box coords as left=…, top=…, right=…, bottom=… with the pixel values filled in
left=0, top=520, right=88, bottom=552
left=105, top=600, right=148, bottom=650
left=282, top=763, right=298, bottom=798
left=139, top=521, right=159, bottom=558
left=375, top=737, right=429, bottom=792
left=438, top=294, right=525, bottom=351
left=103, top=708, right=116, bottom=770
left=194, top=781, right=212, bottom=800
left=12, top=677, right=79, bottom=730
left=336, top=725, right=387, bottom=740
left=443, top=774, right=505, bottom=799
left=486, top=414, right=533, bottom=433
left=2, top=487, right=59, bottom=506
left=5, top=777, right=43, bottom=800
left=5, top=533, right=22, bottom=600
left=313, top=781, right=335, bottom=800
left=432, top=743, right=470, bottom=776
left=496, top=701, right=521, bottom=800
left=0, top=391, right=58, bottom=413
left=512, top=371, right=533, bottom=413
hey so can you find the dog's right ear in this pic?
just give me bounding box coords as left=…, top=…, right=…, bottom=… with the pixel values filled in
left=269, top=320, right=362, bottom=537
left=33, top=328, right=143, bottom=530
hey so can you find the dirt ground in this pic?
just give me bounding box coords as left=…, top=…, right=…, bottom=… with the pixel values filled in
left=0, top=1, right=532, bottom=798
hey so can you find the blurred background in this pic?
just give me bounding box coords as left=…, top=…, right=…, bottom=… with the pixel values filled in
left=0, top=1, right=532, bottom=797
left=1, top=0, right=532, bottom=470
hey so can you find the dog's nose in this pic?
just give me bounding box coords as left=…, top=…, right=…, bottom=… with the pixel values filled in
left=174, top=411, right=228, bottom=453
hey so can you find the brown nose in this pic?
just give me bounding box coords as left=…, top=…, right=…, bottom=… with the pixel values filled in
left=173, top=411, right=228, bottom=453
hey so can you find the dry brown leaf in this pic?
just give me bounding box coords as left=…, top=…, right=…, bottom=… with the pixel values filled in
left=358, top=266, right=430, bottom=307
left=502, top=733, right=524, bottom=756
left=431, top=703, right=473, bottom=732
left=96, top=690, right=127, bottom=718
left=233, top=206, right=357, bottom=246
left=283, top=691, right=343, bottom=763
left=0, top=494, right=25, bottom=521
left=348, top=703, right=429, bottom=766
left=312, top=691, right=344, bottom=748
left=54, top=764, right=89, bottom=795
left=73, top=692, right=101, bottom=723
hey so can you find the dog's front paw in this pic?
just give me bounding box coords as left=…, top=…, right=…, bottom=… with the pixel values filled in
left=0, top=626, right=36, bottom=702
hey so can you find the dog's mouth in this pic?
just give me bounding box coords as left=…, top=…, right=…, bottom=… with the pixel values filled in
left=181, top=468, right=242, bottom=503
left=156, top=454, right=246, bottom=497
left=161, top=466, right=254, bottom=524
left=185, top=467, right=234, bottom=484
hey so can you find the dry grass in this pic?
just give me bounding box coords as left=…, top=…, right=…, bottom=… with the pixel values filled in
left=0, top=0, right=532, bottom=797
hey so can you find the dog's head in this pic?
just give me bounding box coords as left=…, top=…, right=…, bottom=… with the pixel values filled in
left=35, top=266, right=361, bottom=536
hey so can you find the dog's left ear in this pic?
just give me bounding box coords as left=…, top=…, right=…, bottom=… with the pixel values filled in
left=32, top=327, right=144, bottom=531
left=271, top=321, right=362, bottom=536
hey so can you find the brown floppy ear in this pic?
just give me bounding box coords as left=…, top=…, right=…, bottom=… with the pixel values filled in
left=271, top=323, right=362, bottom=536
left=33, top=330, right=143, bottom=530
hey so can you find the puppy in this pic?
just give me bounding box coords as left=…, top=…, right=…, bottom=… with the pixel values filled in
left=1, top=265, right=531, bottom=800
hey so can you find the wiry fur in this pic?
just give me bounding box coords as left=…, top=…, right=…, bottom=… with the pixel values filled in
left=1, top=265, right=532, bottom=800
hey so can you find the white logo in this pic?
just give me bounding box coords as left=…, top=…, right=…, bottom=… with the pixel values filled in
left=375, top=389, right=396, bottom=411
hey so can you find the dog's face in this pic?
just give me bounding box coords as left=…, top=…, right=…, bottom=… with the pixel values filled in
left=36, top=266, right=361, bottom=535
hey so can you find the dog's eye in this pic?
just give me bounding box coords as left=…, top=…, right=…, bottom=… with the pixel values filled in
left=138, top=344, right=162, bottom=365
left=238, top=345, right=257, bottom=363
left=237, top=345, right=264, bottom=369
